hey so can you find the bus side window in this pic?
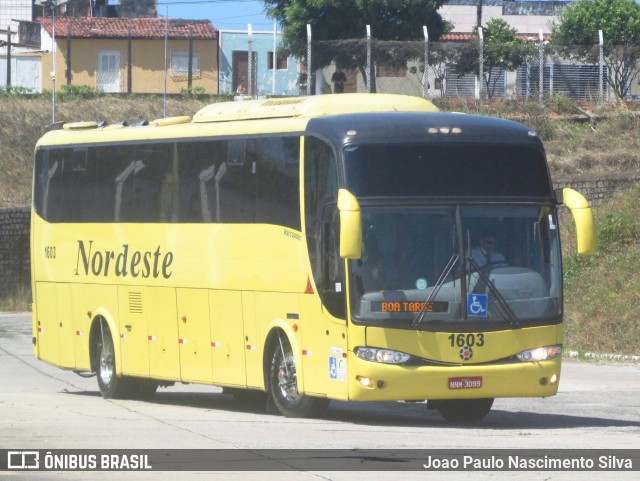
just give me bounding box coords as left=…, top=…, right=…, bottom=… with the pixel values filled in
left=218, top=139, right=256, bottom=223
left=35, top=148, right=67, bottom=222
left=255, top=136, right=300, bottom=230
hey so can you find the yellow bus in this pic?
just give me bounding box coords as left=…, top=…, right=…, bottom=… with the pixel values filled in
left=31, top=94, right=596, bottom=423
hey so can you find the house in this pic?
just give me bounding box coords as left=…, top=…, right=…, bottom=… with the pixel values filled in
left=33, top=0, right=158, bottom=20
left=38, top=16, right=218, bottom=94
left=0, top=0, right=41, bottom=92
left=218, top=29, right=300, bottom=97
left=0, top=0, right=31, bottom=44
left=439, top=0, right=570, bottom=34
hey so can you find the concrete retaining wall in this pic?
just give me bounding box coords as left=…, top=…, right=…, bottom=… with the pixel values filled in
left=0, top=207, right=30, bottom=299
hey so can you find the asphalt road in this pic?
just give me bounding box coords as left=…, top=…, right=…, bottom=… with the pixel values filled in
left=1, top=312, right=638, bottom=480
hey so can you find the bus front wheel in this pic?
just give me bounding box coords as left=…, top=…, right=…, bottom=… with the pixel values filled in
left=431, top=398, right=494, bottom=424
left=268, top=334, right=329, bottom=418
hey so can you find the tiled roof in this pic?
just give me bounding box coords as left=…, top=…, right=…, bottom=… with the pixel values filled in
left=441, top=32, right=552, bottom=42
left=441, top=33, right=474, bottom=41
left=39, top=17, right=217, bottom=40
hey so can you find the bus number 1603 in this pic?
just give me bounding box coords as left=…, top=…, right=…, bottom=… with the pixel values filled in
left=448, top=333, right=484, bottom=347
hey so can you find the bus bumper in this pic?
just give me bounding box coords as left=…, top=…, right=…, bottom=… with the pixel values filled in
left=347, top=352, right=561, bottom=401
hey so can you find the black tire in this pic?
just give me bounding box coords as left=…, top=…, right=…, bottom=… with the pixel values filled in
left=94, top=320, right=134, bottom=399
left=268, top=334, right=330, bottom=418
left=436, top=398, right=494, bottom=424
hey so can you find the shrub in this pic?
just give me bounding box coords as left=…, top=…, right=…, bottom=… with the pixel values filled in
left=59, top=84, right=96, bottom=98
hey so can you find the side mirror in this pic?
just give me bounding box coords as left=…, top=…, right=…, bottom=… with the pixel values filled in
left=337, top=189, right=362, bottom=259
left=558, top=188, right=597, bottom=255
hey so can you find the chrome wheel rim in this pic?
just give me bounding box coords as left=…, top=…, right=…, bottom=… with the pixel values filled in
left=99, top=337, right=114, bottom=385
left=277, top=352, right=300, bottom=403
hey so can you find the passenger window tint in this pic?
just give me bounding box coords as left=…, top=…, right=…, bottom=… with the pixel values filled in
left=217, top=139, right=257, bottom=223
left=256, top=137, right=300, bottom=230
left=34, top=149, right=67, bottom=222
left=34, top=135, right=301, bottom=230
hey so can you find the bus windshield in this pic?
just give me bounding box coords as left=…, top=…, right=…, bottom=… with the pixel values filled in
left=349, top=205, right=562, bottom=327
left=344, top=139, right=561, bottom=328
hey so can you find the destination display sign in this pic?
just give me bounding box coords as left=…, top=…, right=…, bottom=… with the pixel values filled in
left=371, top=301, right=448, bottom=313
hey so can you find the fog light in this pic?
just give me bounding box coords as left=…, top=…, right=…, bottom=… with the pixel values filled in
left=550, top=374, right=558, bottom=384
left=357, top=376, right=371, bottom=387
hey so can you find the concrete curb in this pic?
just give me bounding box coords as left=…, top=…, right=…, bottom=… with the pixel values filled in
left=566, top=350, right=640, bottom=363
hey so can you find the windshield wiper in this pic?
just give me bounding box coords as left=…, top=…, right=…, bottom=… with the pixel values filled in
left=467, top=256, right=519, bottom=327
left=412, top=254, right=458, bottom=327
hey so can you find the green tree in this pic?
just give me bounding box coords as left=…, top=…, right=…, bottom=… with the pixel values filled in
left=453, top=18, right=536, bottom=100
left=551, top=0, right=640, bottom=100
left=262, top=0, right=450, bottom=91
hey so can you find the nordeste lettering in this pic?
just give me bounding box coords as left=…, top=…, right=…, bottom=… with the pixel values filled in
left=75, top=240, right=173, bottom=279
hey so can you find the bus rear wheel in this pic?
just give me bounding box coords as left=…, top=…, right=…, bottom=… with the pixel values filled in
left=268, top=334, right=329, bottom=418
left=432, top=398, right=494, bottom=424
left=94, top=320, right=134, bottom=399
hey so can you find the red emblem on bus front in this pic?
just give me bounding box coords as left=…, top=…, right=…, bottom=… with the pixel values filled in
left=459, top=346, right=473, bottom=360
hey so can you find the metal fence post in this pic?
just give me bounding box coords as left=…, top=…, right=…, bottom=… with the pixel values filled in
left=366, top=25, right=372, bottom=93
left=127, top=26, right=132, bottom=93
left=423, top=26, right=429, bottom=99
left=598, top=29, right=604, bottom=104
left=478, top=27, right=484, bottom=100
left=539, top=29, right=544, bottom=104
left=272, top=23, right=277, bottom=96
left=66, top=21, right=71, bottom=85
left=307, top=24, right=313, bottom=96
left=188, top=27, right=193, bottom=90
left=248, top=24, right=253, bottom=96
left=6, top=26, right=11, bottom=88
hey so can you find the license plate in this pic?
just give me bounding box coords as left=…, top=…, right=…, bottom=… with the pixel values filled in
left=448, top=376, right=482, bottom=390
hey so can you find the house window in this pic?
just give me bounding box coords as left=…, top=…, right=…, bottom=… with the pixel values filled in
left=171, top=50, right=201, bottom=77
left=377, top=64, right=406, bottom=78
left=268, top=52, right=288, bottom=70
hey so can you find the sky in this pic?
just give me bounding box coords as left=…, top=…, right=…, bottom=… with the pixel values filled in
left=157, top=0, right=275, bottom=31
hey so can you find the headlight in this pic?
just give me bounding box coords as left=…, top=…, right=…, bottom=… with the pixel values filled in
left=516, top=344, right=562, bottom=362
left=355, top=347, right=411, bottom=364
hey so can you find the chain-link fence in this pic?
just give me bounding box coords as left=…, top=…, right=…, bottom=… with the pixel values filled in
left=213, top=28, right=640, bottom=102
left=2, top=27, right=639, bottom=102
left=306, top=35, right=637, bottom=103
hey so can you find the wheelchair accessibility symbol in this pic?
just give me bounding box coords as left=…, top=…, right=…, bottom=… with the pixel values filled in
left=467, top=294, right=488, bottom=318
left=329, top=356, right=337, bottom=379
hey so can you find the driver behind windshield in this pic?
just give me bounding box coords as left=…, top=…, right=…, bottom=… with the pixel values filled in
left=470, top=230, right=506, bottom=268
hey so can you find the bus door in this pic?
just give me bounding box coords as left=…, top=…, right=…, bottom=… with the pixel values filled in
left=301, top=204, right=348, bottom=398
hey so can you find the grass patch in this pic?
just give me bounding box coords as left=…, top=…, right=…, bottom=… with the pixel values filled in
left=0, top=285, right=32, bottom=312
left=561, top=185, right=640, bottom=355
